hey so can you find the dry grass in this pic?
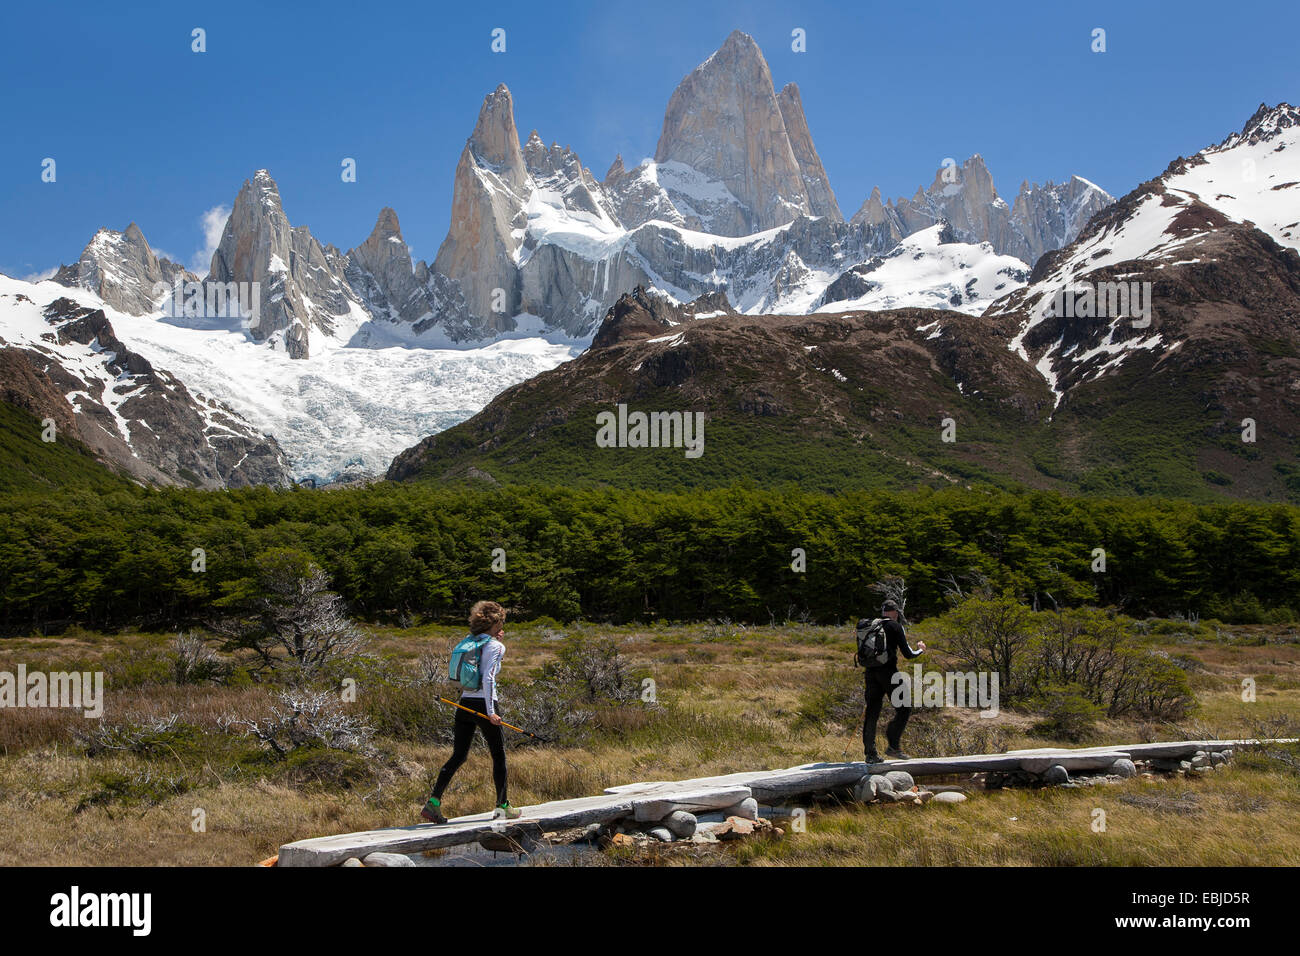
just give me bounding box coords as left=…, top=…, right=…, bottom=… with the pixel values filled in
left=0, top=619, right=1297, bottom=865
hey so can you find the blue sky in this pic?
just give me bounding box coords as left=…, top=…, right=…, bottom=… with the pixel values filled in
left=2, top=0, right=1296, bottom=279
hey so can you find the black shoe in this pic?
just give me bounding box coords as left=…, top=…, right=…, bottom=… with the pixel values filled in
left=865, top=753, right=882, bottom=764
left=885, top=748, right=911, bottom=760
left=420, top=801, right=448, bottom=825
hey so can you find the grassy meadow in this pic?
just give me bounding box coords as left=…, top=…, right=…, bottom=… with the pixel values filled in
left=1, top=614, right=1297, bottom=867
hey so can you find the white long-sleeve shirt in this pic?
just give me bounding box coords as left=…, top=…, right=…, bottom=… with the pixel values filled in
left=464, top=638, right=504, bottom=715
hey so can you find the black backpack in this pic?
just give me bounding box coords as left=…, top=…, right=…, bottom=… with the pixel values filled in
left=854, top=617, right=890, bottom=668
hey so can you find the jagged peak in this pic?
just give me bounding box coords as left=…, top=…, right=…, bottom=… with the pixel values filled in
left=369, top=206, right=402, bottom=240
left=1222, top=101, right=1300, bottom=148
left=235, top=169, right=285, bottom=216
left=1200, top=102, right=1300, bottom=157
left=467, top=84, right=524, bottom=173
left=692, top=29, right=767, bottom=79
left=720, top=29, right=760, bottom=55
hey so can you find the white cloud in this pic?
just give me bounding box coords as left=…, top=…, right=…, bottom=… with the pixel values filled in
left=22, top=266, right=58, bottom=282
left=191, top=205, right=231, bottom=275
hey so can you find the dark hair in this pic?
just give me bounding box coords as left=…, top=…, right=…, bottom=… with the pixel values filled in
left=881, top=599, right=900, bottom=613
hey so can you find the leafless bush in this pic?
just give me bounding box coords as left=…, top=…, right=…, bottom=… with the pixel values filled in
left=701, top=617, right=744, bottom=642
left=172, top=631, right=222, bottom=685
left=870, top=575, right=908, bottom=615
left=413, top=649, right=453, bottom=689
left=508, top=688, right=593, bottom=746
left=74, top=714, right=183, bottom=757
left=545, top=637, right=640, bottom=704
left=224, top=689, right=376, bottom=758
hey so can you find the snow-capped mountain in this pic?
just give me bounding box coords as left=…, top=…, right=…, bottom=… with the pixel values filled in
left=987, top=101, right=1300, bottom=408
left=648, top=30, right=842, bottom=234
left=426, top=31, right=1106, bottom=340
left=0, top=275, right=291, bottom=487
left=814, top=224, right=1030, bottom=315
left=12, top=30, right=1118, bottom=485
left=0, top=272, right=580, bottom=485
left=52, top=223, right=196, bottom=316
left=388, top=105, right=1300, bottom=502
left=852, top=156, right=1114, bottom=267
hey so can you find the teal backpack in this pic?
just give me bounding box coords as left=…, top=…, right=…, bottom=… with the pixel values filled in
left=448, top=633, right=492, bottom=691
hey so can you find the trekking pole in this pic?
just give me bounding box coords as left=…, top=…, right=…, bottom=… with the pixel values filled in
left=436, top=697, right=550, bottom=742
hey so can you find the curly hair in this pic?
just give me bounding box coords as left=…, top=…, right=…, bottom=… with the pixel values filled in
left=468, top=600, right=507, bottom=636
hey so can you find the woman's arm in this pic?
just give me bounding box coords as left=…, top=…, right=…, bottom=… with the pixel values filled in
left=479, top=640, right=504, bottom=716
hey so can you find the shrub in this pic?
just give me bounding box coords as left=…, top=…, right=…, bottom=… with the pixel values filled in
left=75, top=714, right=193, bottom=758
left=210, top=549, right=367, bottom=681
left=75, top=769, right=190, bottom=813
left=172, top=631, right=223, bottom=685
left=542, top=636, right=639, bottom=704
left=103, top=646, right=173, bottom=688
left=362, top=682, right=456, bottom=744
left=937, top=595, right=1036, bottom=700
left=1029, top=683, right=1102, bottom=742
left=905, top=709, right=1013, bottom=756
left=277, top=746, right=376, bottom=790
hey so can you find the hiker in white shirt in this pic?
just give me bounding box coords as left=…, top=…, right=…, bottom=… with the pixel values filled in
left=421, top=600, right=521, bottom=823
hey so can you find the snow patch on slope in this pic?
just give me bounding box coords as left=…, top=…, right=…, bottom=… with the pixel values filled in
left=0, top=275, right=578, bottom=483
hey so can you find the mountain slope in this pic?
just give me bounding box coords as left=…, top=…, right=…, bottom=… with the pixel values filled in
left=983, top=103, right=1300, bottom=499
left=387, top=287, right=1056, bottom=492
left=0, top=278, right=292, bottom=488
left=0, top=397, right=132, bottom=494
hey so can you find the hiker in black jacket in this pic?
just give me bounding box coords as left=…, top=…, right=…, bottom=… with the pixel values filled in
left=863, top=599, right=925, bottom=763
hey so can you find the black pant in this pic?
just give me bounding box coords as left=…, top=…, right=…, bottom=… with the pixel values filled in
left=431, top=697, right=508, bottom=806
left=863, top=667, right=910, bottom=758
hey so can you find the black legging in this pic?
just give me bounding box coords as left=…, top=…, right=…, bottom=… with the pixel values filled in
left=863, top=667, right=910, bottom=758
left=431, top=697, right=508, bottom=806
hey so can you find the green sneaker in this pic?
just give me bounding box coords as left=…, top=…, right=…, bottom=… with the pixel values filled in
left=420, top=799, right=448, bottom=825
left=492, top=803, right=522, bottom=820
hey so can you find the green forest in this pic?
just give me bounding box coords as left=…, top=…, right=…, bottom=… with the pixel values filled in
left=2, top=480, right=1298, bottom=634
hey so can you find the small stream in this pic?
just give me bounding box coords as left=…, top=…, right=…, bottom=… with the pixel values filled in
left=411, top=840, right=605, bottom=867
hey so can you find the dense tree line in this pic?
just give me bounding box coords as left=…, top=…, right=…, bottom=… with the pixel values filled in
left=1, top=482, right=1297, bottom=632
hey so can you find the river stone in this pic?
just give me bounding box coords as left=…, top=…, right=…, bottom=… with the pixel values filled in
left=664, top=811, right=697, bottom=838
left=341, top=857, right=364, bottom=867
left=917, top=790, right=934, bottom=804
left=362, top=852, right=416, bottom=867
left=853, top=776, right=877, bottom=802
left=1191, top=752, right=1209, bottom=768
left=1111, top=758, right=1137, bottom=778
left=1042, top=765, right=1070, bottom=786
left=723, top=797, right=759, bottom=821
left=647, top=827, right=674, bottom=843
left=871, top=773, right=894, bottom=794
left=932, top=791, right=967, bottom=804
left=884, top=770, right=915, bottom=793
left=1210, top=752, right=1227, bottom=767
